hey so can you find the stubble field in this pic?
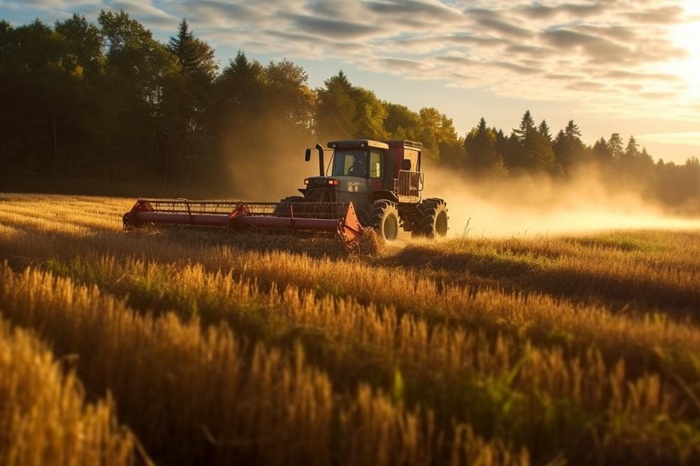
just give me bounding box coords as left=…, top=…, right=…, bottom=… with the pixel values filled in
left=1, top=193, right=699, bottom=465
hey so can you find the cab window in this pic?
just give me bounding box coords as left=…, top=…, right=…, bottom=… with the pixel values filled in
left=369, top=150, right=382, bottom=178
left=331, top=150, right=368, bottom=177
left=331, top=149, right=382, bottom=178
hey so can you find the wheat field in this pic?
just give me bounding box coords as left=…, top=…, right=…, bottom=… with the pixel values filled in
left=1, top=193, right=699, bottom=465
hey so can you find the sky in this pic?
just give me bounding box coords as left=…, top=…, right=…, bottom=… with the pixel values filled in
left=2, top=0, right=699, bottom=164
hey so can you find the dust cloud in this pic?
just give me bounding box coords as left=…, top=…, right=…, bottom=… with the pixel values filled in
left=424, top=164, right=700, bottom=239
left=224, top=148, right=319, bottom=202
left=217, top=117, right=321, bottom=202
left=217, top=126, right=699, bottom=238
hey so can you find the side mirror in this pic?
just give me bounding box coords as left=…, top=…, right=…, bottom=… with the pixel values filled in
left=305, top=148, right=312, bottom=162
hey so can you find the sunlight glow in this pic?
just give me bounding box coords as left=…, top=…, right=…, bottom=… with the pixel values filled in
left=666, top=1, right=700, bottom=99
left=637, top=131, right=700, bottom=145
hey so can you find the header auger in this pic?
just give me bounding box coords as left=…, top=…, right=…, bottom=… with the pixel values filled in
left=123, top=139, right=448, bottom=248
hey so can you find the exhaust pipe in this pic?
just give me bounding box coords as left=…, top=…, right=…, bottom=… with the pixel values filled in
left=305, top=144, right=326, bottom=176
left=316, top=144, right=324, bottom=176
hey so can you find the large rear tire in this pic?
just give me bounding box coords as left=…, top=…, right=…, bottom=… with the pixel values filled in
left=367, top=200, right=399, bottom=241
left=414, top=198, right=448, bottom=238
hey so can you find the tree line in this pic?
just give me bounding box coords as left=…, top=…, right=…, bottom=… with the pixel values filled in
left=0, top=10, right=698, bottom=211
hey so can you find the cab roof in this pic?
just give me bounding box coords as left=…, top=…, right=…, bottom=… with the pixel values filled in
left=327, top=139, right=389, bottom=150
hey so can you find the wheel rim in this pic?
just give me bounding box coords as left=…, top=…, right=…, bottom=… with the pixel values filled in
left=435, top=210, right=448, bottom=237
left=384, top=213, right=399, bottom=241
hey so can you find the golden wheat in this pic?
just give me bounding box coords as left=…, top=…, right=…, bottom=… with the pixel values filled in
left=0, top=318, right=136, bottom=466
left=1, top=193, right=700, bottom=465
left=0, top=262, right=531, bottom=465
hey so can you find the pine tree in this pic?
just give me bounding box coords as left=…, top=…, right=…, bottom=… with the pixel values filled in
left=553, top=120, right=587, bottom=173
left=608, top=133, right=624, bottom=160
left=538, top=119, right=552, bottom=142
left=463, top=117, right=506, bottom=174
left=160, top=18, right=218, bottom=187
left=510, top=110, right=557, bottom=174
left=168, top=19, right=217, bottom=79
left=513, top=110, right=536, bottom=143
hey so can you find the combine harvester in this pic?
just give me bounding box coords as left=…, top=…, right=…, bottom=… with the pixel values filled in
left=123, top=139, right=448, bottom=248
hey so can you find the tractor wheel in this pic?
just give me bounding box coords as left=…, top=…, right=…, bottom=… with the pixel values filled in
left=122, top=212, right=133, bottom=230
left=367, top=200, right=399, bottom=241
left=415, top=198, right=448, bottom=238
left=274, top=196, right=304, bottom=217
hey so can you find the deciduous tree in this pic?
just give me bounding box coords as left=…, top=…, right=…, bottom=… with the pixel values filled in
left=315, top=71, right=357, bottom=140
left=383, top=102, right=420, bottom=140
left=98, top=10, right=178, bottom=181
left=418, top=107, right=459, bottom=163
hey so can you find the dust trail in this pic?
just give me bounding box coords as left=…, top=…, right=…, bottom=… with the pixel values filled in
left=220, top=132, right=699, bottom=241
left=218, top=119, right=318, bottom=201
left=424, top=164, right=700, bottom=238
left=384, top=236, right=410, bottom=255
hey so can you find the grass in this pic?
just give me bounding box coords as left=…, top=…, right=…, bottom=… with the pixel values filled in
left=1, top=193, right=700, bottom=465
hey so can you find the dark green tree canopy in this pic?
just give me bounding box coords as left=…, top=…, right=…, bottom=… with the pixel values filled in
left=508, top=110, right=558, bottom=174
left=383, top=102, right=421, bottom=140
left=553, top=120, right=588, bottom=171
left=538, top=119, right=552, bottom=142
left=168, top=18, right=217, bottom=79
left=463, top=117, right=506, bottom=175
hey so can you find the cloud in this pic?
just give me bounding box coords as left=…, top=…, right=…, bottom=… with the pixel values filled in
left=183, top=1, right=253, bottom=23
left=601, top=69, right=681, bottom=82
left=566, top=80, right=609, bottom=92
left=378, top=57, right=425, bottom=72
left=637, top=132, right=700, bottom=146
left=493, top=60, right=539, bottom=75
left=12, top=0, right=96, bottom=8
left=506, top=43, right=551, bottom=55
left=625, top=5, right=684, bottom=24
left=518, top=2, right=604, bottom=20
left=287, top=15, right=377, bottom=40
left=111, top=0, right=174, bottom=25
left=464, top=6, right=536, bottom=40
left=541, top=28, right=632, bottom=64
left=365, top=0, right=461, bottom=23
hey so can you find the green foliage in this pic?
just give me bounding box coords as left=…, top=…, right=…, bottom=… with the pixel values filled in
left=417, top=107, right=460, bottom=163
left=158, top=19, right=218, bottom=189
left=509, top=110, right=559, bottom=174
left=315, top=71, right=388, bottom=141
left=315, top=70, right=357, bottom=139
left=553, top=120, right=589, bottom=172
left=383, top=102, right=421, bottom=140
left=168, top=18, right=217, bottom=79
left=463, top=117, right=507, bottom=175
left=265, top=59, right=316, bottom=136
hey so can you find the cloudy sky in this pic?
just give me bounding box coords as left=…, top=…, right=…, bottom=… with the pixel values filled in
left=3, top=0, right=699, bottom=163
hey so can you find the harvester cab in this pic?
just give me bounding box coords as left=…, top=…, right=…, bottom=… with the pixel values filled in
left=123, top=139, right=447, bottom=248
